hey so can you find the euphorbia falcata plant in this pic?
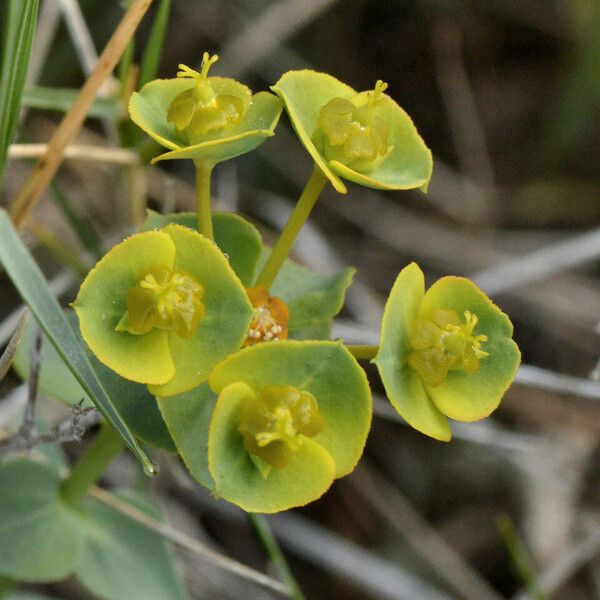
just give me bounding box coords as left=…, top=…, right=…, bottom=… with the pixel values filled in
left=4, top=49, right=521, bottom=547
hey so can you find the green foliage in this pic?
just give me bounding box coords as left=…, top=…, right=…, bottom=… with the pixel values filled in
left=0, top=210, right=154, bottom=472
left=75, top=491, right=187, bottom=600
left=258, top=250, right=355, bottom=339
left=0, top=459, right=185, bottom=597
left=0, top=0, right=39, bottom=183
left=272, top=70, right=432, bottom=194
left=0, top=459, right=84, bottom=581
left=374, top=263, right=520, bottom=440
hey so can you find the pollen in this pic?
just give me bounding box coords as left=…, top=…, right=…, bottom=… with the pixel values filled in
left=244, top=286, right=289, bottom=347
left=408, top=308, right=489, bottom=387
left=117, top=264, right=205, bottom=338
left=238, top=386, right=325, bottom=469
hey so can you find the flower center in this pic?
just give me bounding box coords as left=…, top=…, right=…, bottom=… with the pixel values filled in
left=316, top=80, right=391, bottom=172
left=408, top=308, right=489, bottom=387
left=167, top=52, right=247, bottom=138
left=238, top=386, right=324, bottom=469
left=244, top=286, right=289, bottom=346
left=117, top=264, right=205, bottom=338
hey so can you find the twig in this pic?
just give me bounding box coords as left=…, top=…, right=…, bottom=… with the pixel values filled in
left=87, top=486, right=291, bottom=598
left=0, top=401, right=99, bottom=456
left=8, top=143, right=139, bottom=164
left=9, top=0, right=154, bottom=227
left=0, top=311, right=27, bottom=383
left=471, top=226, right=600, bottom=295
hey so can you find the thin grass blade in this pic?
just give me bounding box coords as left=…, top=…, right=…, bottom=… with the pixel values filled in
left=138, top=0, right=171, bottom=88
left=0, top=210, right=156, bottom=473
left=0, top=0, right=40, bottom=183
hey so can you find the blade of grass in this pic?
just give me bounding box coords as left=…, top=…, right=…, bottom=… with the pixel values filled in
left=497, top=514, right=547, bottom=600
left=0, top=311, right=28, bottom=383
left=0, top=209, right=157, bottom=474
left=138, top=0, right=171, bottom=88
left=21, top=85, right=123, bottom=120
left=0, top=0, right=39, bottom=183
left=248, top=513, right=305, bottom=600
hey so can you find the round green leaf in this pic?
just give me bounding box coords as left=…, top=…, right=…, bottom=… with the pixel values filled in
left=143, top=211, right=262, bottom=287
left=75, top=490, right=186, bottom=600
left=208, top=381, right=336, bottom=513
left=152, top=92, right=282, bottom=164
left=0, top=459, right=84, bottom=581
left=418, top=277, right=521, bottom=421
left=157, top=383, right=217, bottom=490
left=209, top=341, right=372, bottom=478
left=271, top=70, right=353, bottom=193
left=329, top=92, right=432, bottom=191
left=73, top=231, right=176, bottom=385
left=373, top=263, right=451, bottom=441
left=148, top=224, right=252, bottom=396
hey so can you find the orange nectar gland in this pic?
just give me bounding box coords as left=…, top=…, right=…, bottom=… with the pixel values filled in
left=408, top=308, right=489, bottom=387
left=238, top=386, right=325, bottom=469
left=317, top=80, right=392, bottom=172
left=167, top=52, right=249, bottom=137
left=244, top=286, right=289, bottom=347
left=116, top=265, right=205, bottom=339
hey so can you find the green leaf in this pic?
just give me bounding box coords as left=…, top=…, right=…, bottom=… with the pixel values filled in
left=0, top=0, right=39, bottom=183
left=418, top=276, right=521, bottom=421
left=129, top=77, right=282, bottom=164
left=157, top=383, right=217, bottom=490
left=271, top=70, right=352, bottom=193
left=143, top=211, right=262, bottom=286
left=13, top=312, right=175, bottom=452
left=0, top=459, right=84, bottom=581
left=21, top=85, right=123, bottom=120
left=257, top=249, right=355, bottom=338
left=0, top=210, right=155, bottom=473
left=208, top=381, right=336, bottom=513
left=373, top=263, right=451, bottom=441
left=75, top=490, right=187, bottom=600
left=272, top=69, right=433, bottom=193
left=5, top=593, right=63, bottom=600
left=209, top=341, right=372, bottom=480
left=138, top=0, right=172, bottom=89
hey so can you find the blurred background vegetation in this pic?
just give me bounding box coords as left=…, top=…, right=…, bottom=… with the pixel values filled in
left=2, top=0, right=600, bottom=598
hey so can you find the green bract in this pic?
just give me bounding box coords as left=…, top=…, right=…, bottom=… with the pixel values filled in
left=159, top=341, right=372, bottom=513
left=271, top=70, right=433, bottom=194
left=373, top=263, right=520, bottom=441
left=72, top=224, right=252, bottom=397
left=129, top=53, right=282, bottom=164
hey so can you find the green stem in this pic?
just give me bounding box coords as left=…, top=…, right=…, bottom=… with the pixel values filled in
left=247, top=513, right=305, bottom=600
left=194, top=159, right=214, bottom=240
left=60, top=423, right=125, bottom=505
left=255, top=164, right=328, bottom=290
left=345, top=345, right=379, bottom=360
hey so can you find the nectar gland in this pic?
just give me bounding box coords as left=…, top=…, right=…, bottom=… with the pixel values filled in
left=117, top=264, right=205, bottom=339
left=244, top=286, right=289, bottom=347
left=317, top=80, right=391, bottom=172
left=167, top=52, right=250, bottom=138
left=238, top=386, right=325, bottom=469
left=408, top=308, right=489, bottom=387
